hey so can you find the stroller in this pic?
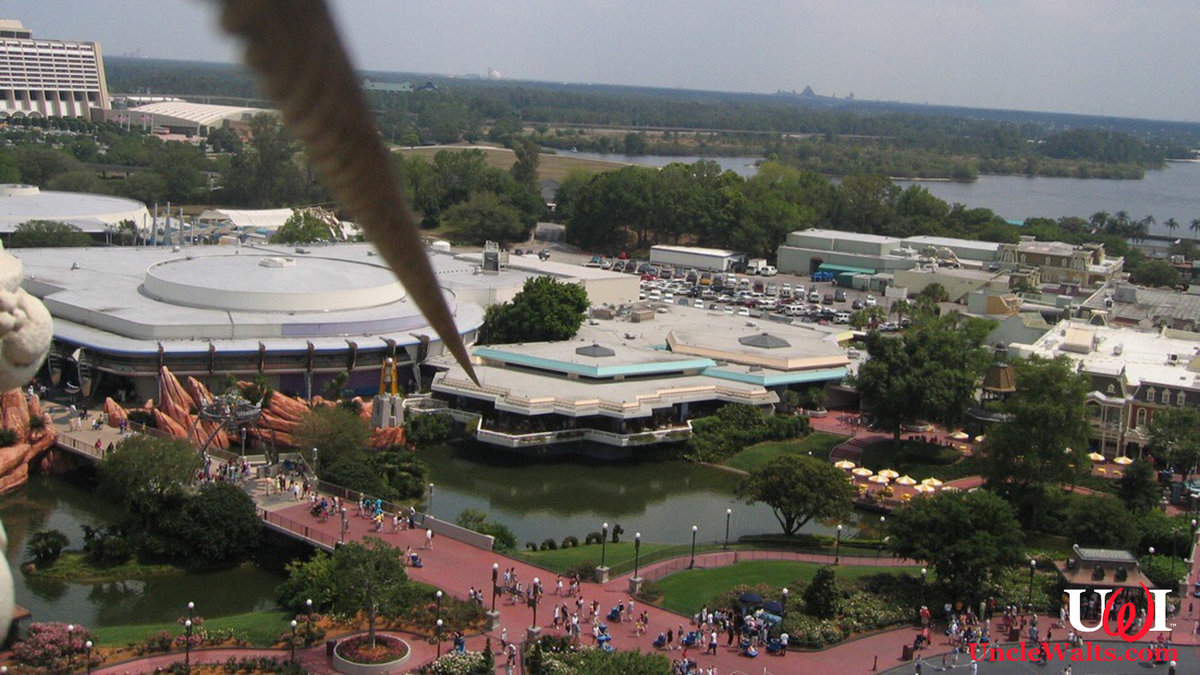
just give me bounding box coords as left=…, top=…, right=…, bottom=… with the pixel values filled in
left=409, top=553, right=424, bottom=568
left=680, top=631, right=701, bottom=648
left=607, top=606, right=622, bottom=622
left=765, top=638, right=783, bottom=655
left=739, top=636, right=758, bottom=658
left=653, top=633, right=668, bottom=649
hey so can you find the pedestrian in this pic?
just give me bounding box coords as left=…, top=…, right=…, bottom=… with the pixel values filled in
left=666, top=628, right=673, bottom=650
left=425, top=528, right=433, bottom=550
left=780, top=631, right=788, bottom=655
left=914, top=655, right=923, bottom=674
left=500, top=626, right=508, bottom=650
left=628, top=598, right=636, bottom=622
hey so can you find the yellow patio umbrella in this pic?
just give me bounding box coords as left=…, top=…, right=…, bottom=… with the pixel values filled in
left=948, top=430, right=969, bottom=440
left=878, top=469, right=900, bottom=479
left=1113, top=456, right=1133, bottom=465
left=920, top=477, right=944, bottom=487
left=834, top=460, right=857, bottom=470
left=895, top=475, right=917, bottom=486
left=914, top=484, right=936, bottom=494
left=868, top=474, right=891, bottom=484
left=973, top=435, right=986, bottom=443
left=1087, top=452, right=1106, bottom=462
left=852, top=467, right=875, bottom=478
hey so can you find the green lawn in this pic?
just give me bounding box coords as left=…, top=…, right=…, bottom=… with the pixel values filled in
left=517, top=541, right=677, bottom=576
left=92, top=610, right=293, bottom=648
left=723, top=432, right=847, bottom=472
left=653, top=560, right=921, bottom=615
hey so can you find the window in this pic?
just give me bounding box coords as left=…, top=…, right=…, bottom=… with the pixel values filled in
left=1136, top=408, right=1147, bottom=427
left=1161, top=389, right=1170, bottom=404
left=1145, top=387, right=1156, bottom=402
left=1178, top=392, right=1187, bottom=406
left=1106, top=384, right=1116, bottom=394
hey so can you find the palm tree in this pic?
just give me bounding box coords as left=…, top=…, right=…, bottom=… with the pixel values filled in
left=1165, top=218, right=1179, bottom=236
left=1191, top=218, right=1200, bottom=239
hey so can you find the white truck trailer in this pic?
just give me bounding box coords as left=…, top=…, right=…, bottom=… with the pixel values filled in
left=649, top=245, right=744, bottom=272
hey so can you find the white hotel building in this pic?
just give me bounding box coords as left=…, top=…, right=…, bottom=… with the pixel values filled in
left=0, top=19, right=110, bottom=120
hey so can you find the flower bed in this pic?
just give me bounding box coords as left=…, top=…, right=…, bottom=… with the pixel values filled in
left=332, top=634, right=410, bottom=675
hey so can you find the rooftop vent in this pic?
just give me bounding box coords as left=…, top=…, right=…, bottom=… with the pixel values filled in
left=738, top=332, right=791, bottom=349
left=259, top=257, right=296, bottom=268
left=575, top=343, right=615, bottom=358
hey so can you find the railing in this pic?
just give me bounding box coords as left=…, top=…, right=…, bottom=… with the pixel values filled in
left=260, top=509, right=340, bottom=550
left=474, top=422, right=693, bottom=448
left=54, top=432, right=106, bottom=460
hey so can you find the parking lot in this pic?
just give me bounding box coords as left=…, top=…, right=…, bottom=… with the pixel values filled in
left=585, top=256, right=901, bottom=328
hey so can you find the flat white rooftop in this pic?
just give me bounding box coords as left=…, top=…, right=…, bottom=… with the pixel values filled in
left=1016, top=319, right=1200, bottom=390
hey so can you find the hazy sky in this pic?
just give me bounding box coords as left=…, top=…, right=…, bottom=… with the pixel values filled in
left=8, top=0, right=1199, bottom=122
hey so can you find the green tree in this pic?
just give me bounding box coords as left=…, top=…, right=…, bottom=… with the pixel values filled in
left=850, top=306, right=887, bottom=329
left=177, top=482, right=262, bottom=565
left=887, top=489, right=1023, bottom=603
left=9, top=220, right=92, bottom=248
left=332, top=539, right=412, bottom=648
left=27, top=529, right=69, bottom=566
left=735, top=455, right=854, bottom=536
left=510, top=138, right=540, bottom=188
left=623, top=132, right=647, bottom=156
left=221, top=113, right=306, bottom=207
left=277, top=550, right=338, bottom=611
left=481, top=276, right=589, bottom=344
left=1064, top=495, right=1137, bottom=549
left=98, top=436, right=201, bottom=528
left=293, top=405, right=371, bottom=472
left=1146, top=407, right=1200, bottom=480
left=270, top=209, right=339, bottom=244
left=13, top=146, right=83, bottom=186
left=1130, top=260, right=1182, bottom=288
left=803, top=566, right=839, bottom=619
left=442, top=191, right=527, bottom=245
left=917, top=282, right=949, bottom=303
left=1117, top=458, right=1161, bottom=514
left=854, top=314, right=990, bottom=442
left=406, top=412, right=453, bottom=447
left=982, top=356, right=1090, bottom=528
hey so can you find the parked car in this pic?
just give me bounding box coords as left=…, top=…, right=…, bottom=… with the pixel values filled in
left=834, top=289, right=847, bottom=302
left=851, top=299, right=865, bottom=310
left=823, top=293, right=834, bottom=304
left=865, top=295, right=877, bottom=307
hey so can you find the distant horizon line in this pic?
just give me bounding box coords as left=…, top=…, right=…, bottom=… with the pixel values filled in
left=104, top=55, right=1200, bottom=127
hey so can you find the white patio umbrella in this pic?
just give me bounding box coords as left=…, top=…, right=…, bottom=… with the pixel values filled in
left=852, top=467, right=874, bottom=478
left=895, top=475, right=917, bottom=486
left=1113, top=456, right=1133, bottom=465
left=1087, top=452, right=1106, bottom=462
left=948, top=430, right=969, bottom=440
left=834, top=460, right=857, bottom=470
left=920, top=477, right=944, bottom=487
left=868, top=474, right=891, bottom=484
left=914, top=484, right=936, bottom=494
left=878, top=469, right=900, bottom=479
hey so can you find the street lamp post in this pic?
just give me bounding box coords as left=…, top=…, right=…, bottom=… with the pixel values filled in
left=491, top=563, right=500, bottom=612
left=600, top=522, right=609, bottom=568
left=782, top=587, right=789, bottom=615
left=528, top=577, right=543, bottom=641
left=436, top=619, right=444, bottom=658
left=878, top=516, right=886, bottom=558
left=920, top=567, right=927, bottom=603
left=313, top=447, right=319, bottom=475
left=340, top=506, right=348, bottom=543
left=184, top=619, right=193, bottom=673
left=305, top=598, right=314, bottom=645
left=689, top=525, right=698, bottom=569
left=436, top=590, right=443, bottom=627
left=724, top=508, right=732, bottom=550
left=835, top=524, right=843, bottom=565
left=634, top=533, right=642, bottom=580
left=427, top=483, right=435, bottom=516
left=290, top=620, right=297, bottom=662
left=85, top=640, right=93, bottom=675
left=67, top=624, right=75, bottom=673
left=1027, top=560, right=1036, bottom=607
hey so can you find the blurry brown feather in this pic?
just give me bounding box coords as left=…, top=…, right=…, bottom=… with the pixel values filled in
left=217, top=0, right=478, bottom=384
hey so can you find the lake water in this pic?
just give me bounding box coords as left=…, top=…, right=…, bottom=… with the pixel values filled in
left=0, top=473, right=283, bottom=627
left=565, top=151, right=1200, bottom=238
left=419, top=442, right=873, bottom=546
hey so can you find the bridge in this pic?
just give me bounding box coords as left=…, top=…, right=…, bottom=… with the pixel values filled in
left=43, top=402, right=493, bottom=553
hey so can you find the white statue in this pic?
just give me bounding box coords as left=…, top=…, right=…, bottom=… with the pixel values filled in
left=0, top=241, right=53, bottom=638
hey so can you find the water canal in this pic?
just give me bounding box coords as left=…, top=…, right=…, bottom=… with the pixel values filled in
left=0, top=442, right=881, bottom=625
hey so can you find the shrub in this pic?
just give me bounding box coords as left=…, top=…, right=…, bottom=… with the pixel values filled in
left=540, top=538, right=558, bottom=551
left=565, top=561, right=597, bottom=580
left=634, top=580, right=663, bottom=604
left=13, top=622, right=98, bottom=670
left=419, top=649, right=489, bottom=674
left=526, top=541, right=538, bottom=551
left=27, top=529, right=69, bottom=565
left=561, top=535, right=579, bottom=548
left=0, top=428, right=18, bottom=447
left=838, top=590, right=910, bottom=633
left=406, top=412, right=454, bottom=447
left=584, top=531, right=603, bottom=545
left=28, top=415, right=45, bottom=430
left=779, top=614, right=845, bottom=648
left=81, top=524, right=133, bottom=566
